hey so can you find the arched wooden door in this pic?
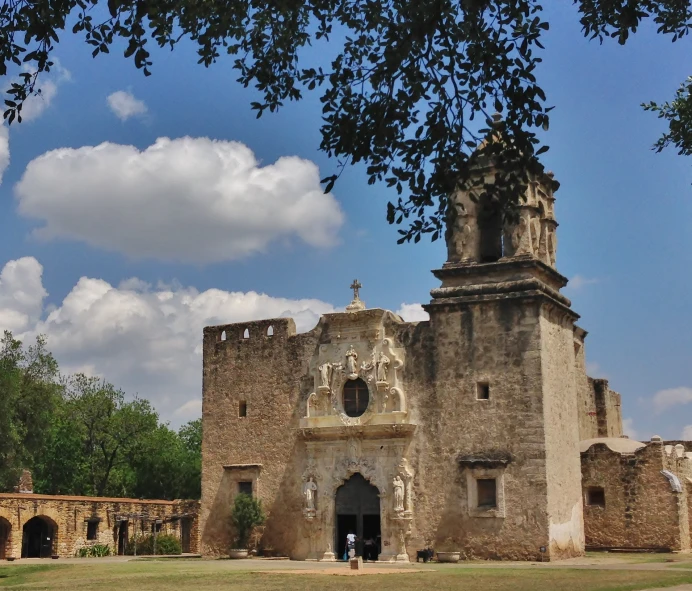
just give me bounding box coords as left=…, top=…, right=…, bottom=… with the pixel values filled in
left=335, top=473, right=380, bottom=560
left=22, top=516, right=57, bottom=558
left=0, top=517, right=10, bottom=560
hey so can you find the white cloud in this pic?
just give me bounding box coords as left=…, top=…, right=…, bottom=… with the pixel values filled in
left=0, top=125, right=8, bottom=186
left=396, top=303, right=429, bottom=322
left=0, top=257, right=47, bottom=333
left=568, top=275, right=599, bottom=290
left=585, top=361, right=603, bottom=377
left=107, top=91, right=148, bottom=121
left=175, top=399, right=202, bottom=421
left=653, top=387, right=692, bottom=414
left=0, top=257, right=336, bottom=426
left=21, top=81, right=58, bottom=122
left=682, top=425, right=692, bottom=440
left=15, top=136, right=345, bottom=263
left=20, top=60, right=71, bottom=122
left=622, top=417, right=639, bottom=440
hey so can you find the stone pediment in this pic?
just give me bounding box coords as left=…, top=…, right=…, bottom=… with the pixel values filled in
left=457, top=450, right=513, bottom=469
left=319, top=308, right=402, bottom=344
left=303, top=308, right=413, bottom=432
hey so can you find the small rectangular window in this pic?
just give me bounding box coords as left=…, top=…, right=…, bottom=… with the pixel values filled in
left=238, top=481, right=253, bottom=496
left=477, top=382, right=490, bottom=400
left=86, top=520, right=98, bottom=540
left=151, top=521, right=163, bottom=533
left=586, top=487, right=605, bottom=507
left=477, top=478, right=497, bottom=508
left=239, top=400, right=247, bottom=417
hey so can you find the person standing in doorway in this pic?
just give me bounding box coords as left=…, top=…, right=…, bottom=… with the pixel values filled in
left=346, top=530, right=356, bottom=559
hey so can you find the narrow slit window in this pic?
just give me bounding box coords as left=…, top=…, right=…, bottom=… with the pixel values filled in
left=586, top=487, right=605, bottom=507
left=239, top=400, right=247, bottom=418
left=220, top=330, right=227, bottom=341
left=477, top=382, right=490, bottom=400
left=243, top=328, right=250, bottom=339
left=477, top=479, right=497, bottom=508
left=267, top=325, right=274, bottom=336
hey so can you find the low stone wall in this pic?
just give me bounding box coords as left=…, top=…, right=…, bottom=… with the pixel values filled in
left=0, top=493, right=199, bottom=559
left=581, top=439, right=691, bottom=552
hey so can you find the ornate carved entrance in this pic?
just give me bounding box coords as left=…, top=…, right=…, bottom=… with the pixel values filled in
left=335, top=473, right=380, bottom=559
left=298, top=308, right=416, bottom=562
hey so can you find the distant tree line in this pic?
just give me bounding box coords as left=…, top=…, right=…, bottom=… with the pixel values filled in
left=0, top=330, right=201, bottom=500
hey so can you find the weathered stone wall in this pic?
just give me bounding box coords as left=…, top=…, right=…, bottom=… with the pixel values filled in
left=540, top=309, right=585, bottom=558
left=0, top=494, right=200, bottom=559
left=574, top=329, right=600, bottom=441
left=200, top=317, right=318, bottom=555
left=410, top=298, right=552, bottom=561
left=581, top=441, right=687, bottom=550
left=590, top=379, right=623, bottom=438
left=201, top=280, right=586, bottom=561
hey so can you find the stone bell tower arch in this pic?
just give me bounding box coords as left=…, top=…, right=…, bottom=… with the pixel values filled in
left=427, top=160, right=585, bottom=560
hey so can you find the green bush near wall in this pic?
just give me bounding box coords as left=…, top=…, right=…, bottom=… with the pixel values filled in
left=76, top=544, right=111, bottom=558
left=124, top=534, right=181, bottom=555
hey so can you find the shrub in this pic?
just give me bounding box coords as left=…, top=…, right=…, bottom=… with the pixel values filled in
left=231, top=493, right=265, bottom=549
left=124, top=534, right=181, bottom=555
left=76, top=544, right=111, bottom=558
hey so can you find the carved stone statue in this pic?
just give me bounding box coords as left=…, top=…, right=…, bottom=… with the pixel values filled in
left=448, top=201, right=476, bottom=262
left=376, top=352, right=390, bottom=383
left=345, top=346, right=358, bottom=376
left=318, top=363, right=331, bottom=389
left=511, top=215, right=532, bottom=257
left=530, top=217, right=541, bottom=254
left=393, top=476, right=405, bottom=512
left=304, top=477, right=317, bottom=511
left=547, top=230, right=557, bottom=267
left=307, top=392, right=318, bottom=417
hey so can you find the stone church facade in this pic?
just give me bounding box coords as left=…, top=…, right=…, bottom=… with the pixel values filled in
left=199, top=166, right=689, bottom=561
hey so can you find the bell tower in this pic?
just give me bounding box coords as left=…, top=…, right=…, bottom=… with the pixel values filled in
left=446, top=169, right=559, bottom=268
left=426, top=164, right=586, bottom=560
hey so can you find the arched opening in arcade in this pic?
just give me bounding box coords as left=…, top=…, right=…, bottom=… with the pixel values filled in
left=22, top=516, right=57, bottom=558
left=0, top=517, right=11, bottom=560
left=335, top=473, right=380, bottom=561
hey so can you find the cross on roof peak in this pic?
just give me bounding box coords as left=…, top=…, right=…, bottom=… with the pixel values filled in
left=346, top=279, right=366, bottom=312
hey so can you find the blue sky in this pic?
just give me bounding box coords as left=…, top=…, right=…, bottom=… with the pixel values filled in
left=0, top=3, right=690, bottom=438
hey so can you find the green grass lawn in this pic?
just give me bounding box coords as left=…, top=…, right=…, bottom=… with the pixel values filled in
left=2, top=561, right=692, bottom=591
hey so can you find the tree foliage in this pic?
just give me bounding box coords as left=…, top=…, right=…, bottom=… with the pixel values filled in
left=0, top=331, right=61, bottom=491
left=1, top=1, right=690, bottom=242
left=0, top=331, right=201, bottom=500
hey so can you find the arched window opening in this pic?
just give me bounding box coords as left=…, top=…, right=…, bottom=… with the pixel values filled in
left=243, top=328, right=250, bottom=339
left=343, top=378, right=370, bottom=417
left=267, top=325, right=274, bottom=337
left=478, top=201, right=503, bottom=262
left=220, top=330, right=227, bottom=341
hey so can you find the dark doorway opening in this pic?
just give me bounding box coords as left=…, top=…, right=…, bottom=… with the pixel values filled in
left=22, top=516, right=56, bottom=558
left=0, top=518, right=10, bottom=560
left=336, top=514, right=357, bottom=559
left=335, top=473, right=381, bottom=561
left=181, top=518, right=192, bottom=553
left=117, top=521, right=129, bottom=555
